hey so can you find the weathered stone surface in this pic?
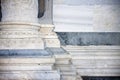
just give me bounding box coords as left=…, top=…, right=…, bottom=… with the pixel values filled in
left=0, top=0, right=44, bottom=49
left=63, top=46, right=120, bottom=76
left=61, top=76, right=76, bottom=80
left=54, top=0, right=120, bottom=32
left=47, top=48, right=77, bottom=80
left=55, top=65, right=76, bottom=71
left=0, top=0, right=60, bottom=80
left=0, top=57, right=55, bottom=64
left=57, top=32, right=120, bottom=46
left=0, top=71, right=60, bottom=80
left=46, top=48, right=71, bottom=58
left=1, top=0, right=38, bottom=23
left=40, top=24, right=60, bottom=47
left=0, top=65, right=53, bottom=71
left=0, top=49, right=51, bottom=56
left=0, top=38, right=44, bottom=49
left=0, top=22, right=41, bottom=38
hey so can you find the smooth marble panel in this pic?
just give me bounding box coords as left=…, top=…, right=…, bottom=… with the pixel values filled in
left=57, top=32, right=120, bottom=45
left=0, top=49, right=51, bottom=56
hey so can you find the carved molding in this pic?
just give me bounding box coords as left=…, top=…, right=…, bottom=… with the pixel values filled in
left=63, top=46, right=120, bottom=76
left=0, top=38, right=44, bottom=49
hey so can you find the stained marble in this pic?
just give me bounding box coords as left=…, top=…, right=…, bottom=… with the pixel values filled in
left=57, top=32, right=120, bottom=45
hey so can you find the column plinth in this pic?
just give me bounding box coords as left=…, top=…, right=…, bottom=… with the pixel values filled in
left=40, top=24, right=61, bottom=48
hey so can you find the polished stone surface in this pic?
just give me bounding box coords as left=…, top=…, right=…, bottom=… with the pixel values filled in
left=63, top=46, right=120, bottom=76
left=0, top=49, right=51, bottom=56
left=54, top=0, right=120, bottom=5
left=54, top=0, right=120, bottom=32
left=57, top=32, right=120, bottom=45
left=0, top=71, right=60, bottom=80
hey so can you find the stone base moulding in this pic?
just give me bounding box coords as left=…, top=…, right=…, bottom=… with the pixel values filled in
left=0, top=51, right=60, bottom=80
left=0, top=71, right=60, bottom=80
left=40, top=24, right=61, bottom=47
left=46, top=48, right=78, bottom=80
left=63, top=46, right=120, bottom=77
left=0, top=22, right=44, bottom=49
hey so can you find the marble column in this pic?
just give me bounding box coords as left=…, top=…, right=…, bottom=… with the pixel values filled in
left=0, top=0, right=60, bottom=79
left=39, top=0, right=61, bottom=47
left=0, top=0, right=44, bottom=49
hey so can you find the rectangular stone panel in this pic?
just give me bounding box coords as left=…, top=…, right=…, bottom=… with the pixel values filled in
left=0, top=71, right=60, bottom=80
left=53, top=1, right=120, bottom=32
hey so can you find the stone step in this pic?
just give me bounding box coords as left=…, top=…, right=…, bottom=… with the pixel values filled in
left=0, top=65, right=53, bottom=71
left=46, top=48, right=71, bottom=59
left=61, top=75, right=76, bottom=80
left=0, top=38, right=44, bottom=49
left=55, top=59, right=70, bottom=65
left=76, top=65, right=120, bottom=69
left=0, top=71, right=60, bottom=80
left=77, top=69, right=120, bottom=76
left=0, top=57, right=55, bottom=64
left=72, top=56, right=120, bottom=59
left=0, top=49, right=51, bottom=57
left=70, top=52, right=120, bottom=56
left=61, top=71, right=76, bottom=76
left=64, top=46, right=120, bottom=51
left=72, top=59, right=120, bottom=66
left=63, top=46, right=120, bottom=77
left=55, top=65, right=76, bottom=71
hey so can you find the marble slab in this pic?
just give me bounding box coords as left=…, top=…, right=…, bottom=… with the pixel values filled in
left=54, top=1, right=120, bottom=32
left=55, top=59, right=70, bottom=65
left=0, top=65, right=53, bottom=71
left=63, top=46, right=120, bottom=76
left=55, top=65, right=76, bottom=71
left=0, top=38, right=44, bottom=49
left=0, top=71, right=60, bottom=80
left=46, top=48, right=71, bottom=59
left=0, top=49, right=51, bottom=57
left=0, top=57, right=55, bottom=64
left=61, top=75, right=76, bottom=80
left=77, top=69, right=120, bottom=76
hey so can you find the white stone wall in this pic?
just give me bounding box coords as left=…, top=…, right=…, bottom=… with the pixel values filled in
left=1, top=0, right=38, bottom=23
left=53, top=0, right=120, bottom=32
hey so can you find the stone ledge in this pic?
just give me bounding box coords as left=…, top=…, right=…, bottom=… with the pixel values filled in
left=0, top=57, right=55, bottom=64
left=0, top=65, right=53, bottom=71
left=0, top=22, right=40, bottom=30
left=0, top=71, right=60, bottom=80
left=0, top=49, right=51, bottom=56
left=63, top=46, right=120, bottom=77
left=0, top=38, right=44, bottom=49
left=46, top=48, right=71, bottom=59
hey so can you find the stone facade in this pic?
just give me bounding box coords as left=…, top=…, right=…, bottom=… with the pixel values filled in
left=0, top=0, right=78, bottom=80
left=0, top=0, right=119, bottom=80
left=0, top=0, right=61, bottom=80
left=0, top=0, right=44, bottom=49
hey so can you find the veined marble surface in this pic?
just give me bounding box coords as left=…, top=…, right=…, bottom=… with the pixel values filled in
left=53, top=0, right=120, bottom=32
left=57, top=32, right=120, bottom=45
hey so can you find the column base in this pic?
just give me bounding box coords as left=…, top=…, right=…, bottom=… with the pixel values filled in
left=0, top=49, right=60, bottom=80
left=40, top=24, right=61, bottom=48
left=0, top=38, right=44, bottom=49
left=0, top=22, right=45, bottom=49
left=46, top=48, right=77, bottom=80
